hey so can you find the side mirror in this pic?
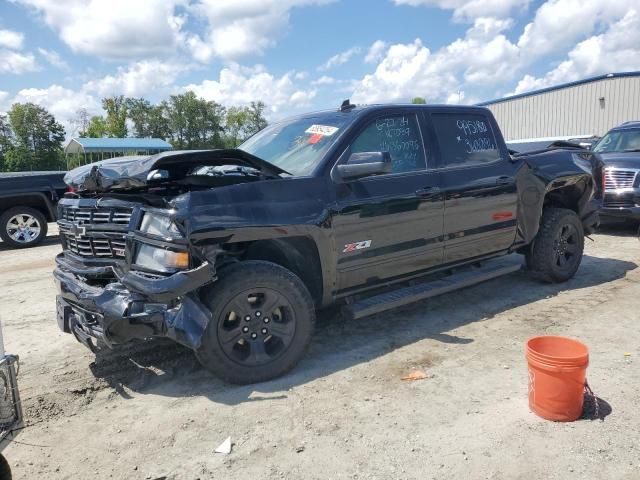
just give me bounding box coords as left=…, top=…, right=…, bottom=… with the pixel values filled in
left=335, top=152, right=392, bottom=181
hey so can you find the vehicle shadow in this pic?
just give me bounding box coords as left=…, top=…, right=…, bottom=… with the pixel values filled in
left=595, top=221, right=640, bottom=238
left=0, top=230, right=60, bottom=251
left=89, top=253, right=637, bottom=405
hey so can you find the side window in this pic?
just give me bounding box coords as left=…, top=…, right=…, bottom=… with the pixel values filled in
left=431, top=113, right=500, bottom=167
left=349, top=114, right=427, bottom=174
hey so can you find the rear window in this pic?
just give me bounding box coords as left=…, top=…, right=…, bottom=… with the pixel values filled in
left=431, top=113, right=500, bottom=167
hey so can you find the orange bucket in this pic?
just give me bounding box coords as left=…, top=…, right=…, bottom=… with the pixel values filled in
left=525, top=336, right=589, bottom=421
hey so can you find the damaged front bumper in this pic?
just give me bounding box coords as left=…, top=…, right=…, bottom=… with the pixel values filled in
left=54, top=254, right=215, bottom=352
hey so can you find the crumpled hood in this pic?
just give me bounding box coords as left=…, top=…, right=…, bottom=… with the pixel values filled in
left=598, top=152, right=640, bottom=170
left=64, top=149, right=288, bottom=193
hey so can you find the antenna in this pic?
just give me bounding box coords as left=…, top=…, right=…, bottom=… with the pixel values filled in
left=340, top=99, right=356, bottom=112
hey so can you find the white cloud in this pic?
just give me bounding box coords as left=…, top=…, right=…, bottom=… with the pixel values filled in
left=352, top=17, right=519, bottom=104
left=312, top=75, right=336, bottom=85
left=364, top=40, right=387, bottom=64
left=446, top=90, right=465, bottom=104
left=514, top=8, right=640, bottom=94
left=83, top=60, right=190, bottom=98
left=12, top=85, right=101, bottom=134
left=393, top=0, right=529, bottom=21
left=516, top=0, right=638, bottom=59
left=182, top=63, right=316, bottom=116
left=186, top=0, right=334, bottom=61
left=37, top=48, right=68, bottom=70
left=319, top=46, right=361, bottom=71
left=0, top=91, right=9, bottom=113
left=0, top=29, right=24, bottom=49
left=13, top=0, right=185, bottom=59
left=0, top=50, right=39, bottom=74
left=0, top=27, right=38, bottom=74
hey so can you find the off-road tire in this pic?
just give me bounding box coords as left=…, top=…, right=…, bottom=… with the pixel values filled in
left=196, top=261, right=315, bottom=384
left=0, top=453, right=12, bottom=480
left=0, top=206, right=48, bottom=249
left=526, top=207, right=584, bottom=283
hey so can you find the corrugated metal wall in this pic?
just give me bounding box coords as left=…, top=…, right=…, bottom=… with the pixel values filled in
left=484, top=76, right=640, bottom=141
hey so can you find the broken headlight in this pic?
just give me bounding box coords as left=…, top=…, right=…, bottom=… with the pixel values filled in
left=134, top=244, right=189, bottom=272
left=140, top=212, right=182, bottom=238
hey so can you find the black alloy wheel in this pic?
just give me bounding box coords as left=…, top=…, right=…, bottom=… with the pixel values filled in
left=196, top=260, right=315, bottom=384
left=553, top=223, right=580, bottom=269
left=526, top=207, right=585, bottom=283
left=217, top=287, right=297, bottom=367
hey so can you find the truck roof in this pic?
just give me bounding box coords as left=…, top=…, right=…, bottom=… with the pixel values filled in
left=279, top=102, right=491, bottom=123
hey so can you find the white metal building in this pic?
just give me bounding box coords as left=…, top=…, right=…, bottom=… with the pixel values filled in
left=478, top=72, right=640, bottom=141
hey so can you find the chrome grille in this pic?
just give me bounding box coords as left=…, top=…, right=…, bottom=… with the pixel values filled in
left=60, top=206, right=132, bottom=225
left=61, top=232, right=127, bottom=258
left=604, top=168, right=638, bottom=191
left=59, top=205, right=132, bottom=259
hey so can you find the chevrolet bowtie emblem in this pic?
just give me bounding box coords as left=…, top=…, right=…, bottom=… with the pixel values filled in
left=68, top=223, right=86, bottom=238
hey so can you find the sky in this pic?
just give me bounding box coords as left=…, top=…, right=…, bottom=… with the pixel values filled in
left=0, top=0, right=639, bottom=137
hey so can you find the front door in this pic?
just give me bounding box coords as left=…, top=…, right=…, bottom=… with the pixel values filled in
left=429, top=110, right=518, bottom=263
left=330, top=110, right=444, bottom=295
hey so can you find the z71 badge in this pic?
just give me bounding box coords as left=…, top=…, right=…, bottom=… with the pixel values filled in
left=342, top=240, right=372, bottom=253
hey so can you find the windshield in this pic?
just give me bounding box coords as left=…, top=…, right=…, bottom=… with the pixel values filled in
left=238, top=111, right=353, bottom=176
left=593, top=129, right=640, bottom=153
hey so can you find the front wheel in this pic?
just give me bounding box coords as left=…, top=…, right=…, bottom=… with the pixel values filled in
left=526, top=207, right=584, bottom=283
left=196, top=261, right=315, bottom=384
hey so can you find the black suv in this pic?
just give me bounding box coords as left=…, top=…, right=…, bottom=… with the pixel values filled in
left=54, top=103, right=602, bottom=384
left=592, top=121, right=640, bottom=222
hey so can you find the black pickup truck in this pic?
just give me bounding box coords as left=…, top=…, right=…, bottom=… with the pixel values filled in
left=0, top=171, right=66, bottom=248
left=54, top=103, right=602, bottom=384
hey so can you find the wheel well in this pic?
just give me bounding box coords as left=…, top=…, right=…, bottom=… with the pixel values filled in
left=542, top=183, right=585, bottom=214
left=232, top=237, right=324, bottom=306
left=0, top=195, right=54, bottom=221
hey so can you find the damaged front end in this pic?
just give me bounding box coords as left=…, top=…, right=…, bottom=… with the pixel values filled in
left=54, top=196, right=218, bottom=352
left=55, top=149, right=289, bottom=352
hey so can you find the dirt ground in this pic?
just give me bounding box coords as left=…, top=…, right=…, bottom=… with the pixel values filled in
left=0, top=223, right=639, bottom=480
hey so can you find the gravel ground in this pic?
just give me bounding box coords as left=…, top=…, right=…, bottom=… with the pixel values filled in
left=0, top=223, right=638, bottom=480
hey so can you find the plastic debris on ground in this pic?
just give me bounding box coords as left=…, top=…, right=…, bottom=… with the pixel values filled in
left=400, top=370, right=429, bottom=381
left=215, top=437, right=232, bottom=454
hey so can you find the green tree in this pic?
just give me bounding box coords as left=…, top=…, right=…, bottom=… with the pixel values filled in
left=6, top=103, right=65, bottom=171
left=247, top=101, right=268, bottom=134
left=84, top=116, right=108, bottom=137
left=166, top=91, right=226, bottom=149
left=101, top=95, right=128, bottom=137
left=411, top=97, right=427, bottom=104
left=147, top=103, right=171, bottom=139
left=0, top=114, right=12, bottom=171
left=223, top=101, right=268, bottom=147
left=126, top=97, right=153, bottom=137
left=225, top=106, right=251, bottom=147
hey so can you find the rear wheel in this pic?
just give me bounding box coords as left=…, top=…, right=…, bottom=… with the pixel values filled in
left=526, top=207, right=584, bottom=283
left=0, top=206, right=48, bottom=249
left=196, top=261, right=315, bottom=384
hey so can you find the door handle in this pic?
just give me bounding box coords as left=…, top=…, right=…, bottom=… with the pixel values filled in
left=495, top=176, right=513, bottom=186
left=415, top=186, right=441, bottom=197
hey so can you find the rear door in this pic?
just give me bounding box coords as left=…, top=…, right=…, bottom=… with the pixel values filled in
left=330, top=109, right=444, bottom=295
left=429, top=110, right=518, bottom=264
